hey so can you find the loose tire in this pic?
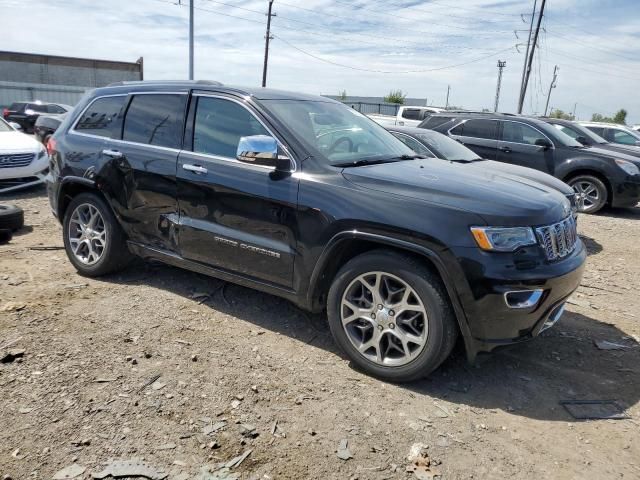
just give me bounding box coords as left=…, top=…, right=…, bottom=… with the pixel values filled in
left=62, top=193, right=132, bottom=277
left=568, top=175, right=607, bottom=214
left=0, top=204, right=24, bottom=231
left=327, top=250, right=458, bottom=382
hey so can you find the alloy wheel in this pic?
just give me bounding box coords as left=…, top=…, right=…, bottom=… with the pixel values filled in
left=572, top=180, right=600, bottom=212
left=67, top=203, right=107, bottom=265
left=340, top=271, right=428, bottom=367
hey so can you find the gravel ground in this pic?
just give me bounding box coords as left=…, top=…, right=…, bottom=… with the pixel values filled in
left=1, top=187, right=639, bottom=480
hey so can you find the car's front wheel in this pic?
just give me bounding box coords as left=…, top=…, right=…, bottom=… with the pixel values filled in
left=62, top=193, right=132, bottom=277
left=327, top=250, right=458, bottom=382
left=568, top=175, right=608, bottom=213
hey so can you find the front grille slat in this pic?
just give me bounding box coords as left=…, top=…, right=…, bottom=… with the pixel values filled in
left=0, top=153, right=35, bottom=169
left=535, top=216, right=578, bottom=261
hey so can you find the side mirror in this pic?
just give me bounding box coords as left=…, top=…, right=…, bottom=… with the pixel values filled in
left=236, top=135, right=291, bottom=171
left=8, top=122, right=23, bottom=132
left=575, top=136, right=589, bottom=145
left=535, top=138, right=552, bottom=150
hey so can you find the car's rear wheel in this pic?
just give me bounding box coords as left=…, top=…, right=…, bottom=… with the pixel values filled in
left=568, top=175, right=607, bottom=213
left=62, top=193, right=132, bottom=276
left=327, top=250, right=457, bottom=382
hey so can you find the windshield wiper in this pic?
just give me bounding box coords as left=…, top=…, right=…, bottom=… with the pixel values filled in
left=334, top=154, right=425, bottom=168
left=448, top=158, right=483, bottom=163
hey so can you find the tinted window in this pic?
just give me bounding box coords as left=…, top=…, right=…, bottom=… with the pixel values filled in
left=450, top=119, right=497, bottom=139
left=123, top=94, right=186, bottom=148
left=501, top=122, right=547, bottom=145
left=193, top=97, right=269, bottom=158
left=75, top=96, right=126, bottom=138
left=27, top=103, right=48, bottom=113
left=611, top=129, right=638, bottom=145
left=391, top=132, right=435, bottom=157
left=586, top=126, right=605, bottom=137
left=47, top=104, right=66, bottom=114
left=8, top=102, right=27, bottom=112
left=421, top=116, right=454, bottom=129
left=402, top=109, right=422, bottom=120
left=415, top=132, right=481, bottom=161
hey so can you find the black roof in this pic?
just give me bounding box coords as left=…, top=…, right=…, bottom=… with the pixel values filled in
left=100, top=80, right=339, bottom=103
left=427, top=111, right=552, bottom=129
left=385, top=125, right=443, bottom=137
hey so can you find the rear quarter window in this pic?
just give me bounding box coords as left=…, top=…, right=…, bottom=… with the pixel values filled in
left=74, top=96, right=127, bottom=138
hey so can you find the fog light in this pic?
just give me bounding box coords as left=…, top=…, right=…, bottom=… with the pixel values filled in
left=504, top=289, right=543, bottom=309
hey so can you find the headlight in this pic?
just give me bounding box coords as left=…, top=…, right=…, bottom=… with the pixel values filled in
left=470, top=226, right=537, bottom=252
left=615, top=159, right=640, bottom=176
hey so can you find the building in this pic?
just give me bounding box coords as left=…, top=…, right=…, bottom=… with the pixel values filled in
left=0, top=51, right=143, bottom=108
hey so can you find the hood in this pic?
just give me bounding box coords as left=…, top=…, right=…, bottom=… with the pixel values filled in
left=342, top=159, right=573, bottom=227
left=588, top=143, right=640, bottom=160
left=0, top=131, right=42, bottom=153
left=471, top=160, right=573, bottom=195
left=580, top=145, right=640, bottom=165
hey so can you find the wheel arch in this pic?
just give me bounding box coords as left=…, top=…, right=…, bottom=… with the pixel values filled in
left=306, top=231, right=473, bottom=350
left=57, top=177, right=104, bottom=220
left=562, top=168, right=613, bottom=206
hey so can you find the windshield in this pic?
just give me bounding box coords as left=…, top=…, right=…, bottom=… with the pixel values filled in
left=0, top=119, right=13, bottom=132
left=552, top=123, right=607, bottom=144
left=262, top=100, right=416, bottom=166
left=537, top=121, right=584, bottom=147
left=415, top=132, right=481, bottom=161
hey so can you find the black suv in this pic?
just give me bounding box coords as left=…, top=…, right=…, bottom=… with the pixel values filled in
left=420, top=113, right=640, bottom=213
left=3, top=101, right=72, bottom=133
left=46, top=81, right=585, bottom=382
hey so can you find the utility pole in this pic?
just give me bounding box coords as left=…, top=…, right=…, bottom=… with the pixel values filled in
left=543, top=65, right=558, bottom=116
left=517, top=0, right=546, bottom=114
left=189, top=0, right=194, bottom=80
left=494, top=60, right=506, bottom=112
left=572, top=102, right=577, bottom=119
left=445, top=85, right=450, bottom=109
left=519, top=0, right=537, bottom=105
left=262, top=0, right=276, bottom=88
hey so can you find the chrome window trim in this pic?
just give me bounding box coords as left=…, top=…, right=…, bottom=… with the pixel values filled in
left=499, top=119, right=555, bottom=149
left=191, top=92, right=297, bottom=173
left=69, top=91, right=189, bottom=143
left=180, top=150, right=280, bottom=172
left=390, top=132, right=436, bottom=158
left=447, top=118, right=500, bottom=140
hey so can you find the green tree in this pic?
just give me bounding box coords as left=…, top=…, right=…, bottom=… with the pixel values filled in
left=384, top=90, right=406, bottom=104
left=549, top=109, right=575, bottom=120
left=338, top=89, right=347, bottom=101
left=591, top=109, right=628, bottom=124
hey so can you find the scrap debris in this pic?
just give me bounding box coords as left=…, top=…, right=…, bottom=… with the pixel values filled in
left=53, top=464, right=86, bottom=480
left=336, top=439, right=353, bottom=460
left=406, top=443, right=440, bottom=480
left=92, top=459, right=168, bottom=479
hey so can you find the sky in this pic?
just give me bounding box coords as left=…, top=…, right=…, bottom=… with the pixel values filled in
left=2, top=0, right=639, bottom=124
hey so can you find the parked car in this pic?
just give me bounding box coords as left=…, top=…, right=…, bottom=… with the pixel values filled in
left=0, top=117, right=49, bottom=193
left=386, top=126, right=577, bottom=199
left=631, top=125, right=640, bottom=132
left=34, top=113, right=67, bottom=146
left=419, top=113, right=640, bottom=213
left=368, top=105, right=445, bottom=128
left=47, top=81, right=585, bottom=382
left=579, top=121, right=640, bottom=147
left=543, top=118, right=640, bottom=157
left=2, top=101, right=72, bottom=133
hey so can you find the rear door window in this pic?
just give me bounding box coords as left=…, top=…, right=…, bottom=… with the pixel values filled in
left=122, top=94, right=187, bottom=149
left=611, top=129, right=638, bottom=145
left=74, top=96, right=127, bottom=138
left=193, top=97, right=269, bottom=158
left=450, top=119, right=497, bottom=139
left=586, top=126, right=605, bottom=137
left=401, top=109, right=422, bottom=120
left=27, top=103, right=48, bottom=113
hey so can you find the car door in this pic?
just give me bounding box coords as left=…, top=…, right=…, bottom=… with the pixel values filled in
left=497, top=120, right=553, bottom=173
left=101, top=92, right=188, bottom=253
left=176, top=93, right=298, bottom=288
left=447, top=118, right=499, bottom=159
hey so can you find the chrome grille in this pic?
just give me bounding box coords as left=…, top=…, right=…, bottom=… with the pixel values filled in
left=535, top=216, right=578, bottom=261
left=0, top=153, right=35, bottom=169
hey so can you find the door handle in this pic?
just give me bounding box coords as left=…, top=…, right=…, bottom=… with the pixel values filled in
left=102, top=149, right=123, bottom=158
left=499, top=146, right=512, bottom=153
left=182, top=164, right=208, bottom=174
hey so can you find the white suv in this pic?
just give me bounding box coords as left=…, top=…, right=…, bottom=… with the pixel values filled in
left=0, top=118, right=48, bottom=193
left=579, top=121, right=640, bottom=147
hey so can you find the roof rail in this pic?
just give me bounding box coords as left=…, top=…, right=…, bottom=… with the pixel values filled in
left=106, top=80, right=223, bottom=87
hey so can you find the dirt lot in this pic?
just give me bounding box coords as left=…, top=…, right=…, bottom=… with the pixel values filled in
left=1, top=187, right=639, bottom=480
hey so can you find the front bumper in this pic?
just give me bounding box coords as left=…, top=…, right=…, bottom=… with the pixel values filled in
left=450, top=240, right=586, bottom=360
left=611, top=177, right=640, bottom=208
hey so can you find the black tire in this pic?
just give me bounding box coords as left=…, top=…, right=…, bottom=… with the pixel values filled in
left=0, top=229, right=12, bottom=245
left=567, top=175, right=608, bottom=214
left=62, top=192, right=132, bottom=277
left=0, top=204, right=24, bottom=231
left=327, top=250, right=458, bottom=382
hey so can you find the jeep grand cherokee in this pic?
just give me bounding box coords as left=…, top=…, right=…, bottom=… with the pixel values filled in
left=46, top=81, right=586, bottom=382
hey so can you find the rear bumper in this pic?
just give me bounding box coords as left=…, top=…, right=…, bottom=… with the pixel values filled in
left=449, top=241, right=586, bottom=360
left=611, top=177, right=640, bottom=208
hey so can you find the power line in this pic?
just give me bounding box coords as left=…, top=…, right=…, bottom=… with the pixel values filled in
left=273, top=34, right=517, bottom=74
left=545, top=29, right=638, bottom=62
